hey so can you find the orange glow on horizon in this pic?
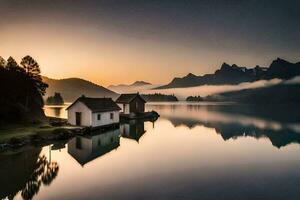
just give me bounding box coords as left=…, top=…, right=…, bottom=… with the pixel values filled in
left=0, top=22, right=285, bottom=87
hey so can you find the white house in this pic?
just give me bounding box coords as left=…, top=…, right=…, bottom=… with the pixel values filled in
left=66, top=96, right=121, bottom=127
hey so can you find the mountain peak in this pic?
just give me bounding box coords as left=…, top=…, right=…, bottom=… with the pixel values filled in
left=185, top=73, right=197, bottom=78
left=270, top=58, right=292, bottom=68
left=43, top=76, right=118, bottom=102
left=220, top=62, right=231, bottom=70
left=274, top=57, right=290, bottom=64
left=131, top=81, right=151, bottom=86
left=276, top=57, right=286, bottom=61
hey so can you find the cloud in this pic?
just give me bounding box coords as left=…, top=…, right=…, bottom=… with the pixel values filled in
left=283, top=76, right=300, bottom=84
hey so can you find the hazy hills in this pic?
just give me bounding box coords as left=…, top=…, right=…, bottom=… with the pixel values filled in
left=130, top=81, right=151, bottom=86
left=109, top=80, right=151, bottom=88
left=157, top=58, right=300, bottom=89
left=43, top=77, right=118, bottom=102
left=108, top=80, right=159, bottom=94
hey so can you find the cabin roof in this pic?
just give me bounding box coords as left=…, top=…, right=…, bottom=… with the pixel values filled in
left=115, top=93, right=146, bottom=104
left=66, top=96, right=121, bottom=112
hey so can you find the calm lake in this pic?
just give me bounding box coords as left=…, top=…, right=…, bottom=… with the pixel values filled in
left=1, top=103, right=300, bottom=200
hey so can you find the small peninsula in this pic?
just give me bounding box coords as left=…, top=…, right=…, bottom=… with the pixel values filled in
left=142, top=93, right=178, bottom=102
left=186, top=96, right=204, bottom=102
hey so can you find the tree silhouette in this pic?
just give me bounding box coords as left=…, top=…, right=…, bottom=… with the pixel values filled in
left=6, top=56, right=24, bottom=73
left=20, top=56, right=48, bottom=109
left=46, top=92, right=64, bottom=105
left=21, top=155, right=59, bottom=200
left=0, top=55, right=48, bottom=123
left=21, top=55, right=48, bottom=96
left=21, top=56, right=41, bottom=79
left=0, top=56, right=6, bottom=68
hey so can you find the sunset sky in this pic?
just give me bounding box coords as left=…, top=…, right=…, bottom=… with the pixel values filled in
left=1, top=0, right=299, bottom=86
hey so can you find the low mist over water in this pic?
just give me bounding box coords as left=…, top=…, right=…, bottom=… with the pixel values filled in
left=146, top=78, right=283, bottom=100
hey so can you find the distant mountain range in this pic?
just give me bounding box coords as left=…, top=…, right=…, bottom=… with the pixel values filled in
left=108, top=80, right=159, bottom=94
left=42, top=57, right=300, bottom=103
left=156, top=58, right=300, bottom=89
left=109, top=81, right=151, bottom=88
left=43, top=77, right=118, bottom=102
left=131, top=81, right=151, bottom=86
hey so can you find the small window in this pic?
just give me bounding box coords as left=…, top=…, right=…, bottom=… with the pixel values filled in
left=110, top=113, right=114, bottom=119
left=97, top=114, right=101, bottom=120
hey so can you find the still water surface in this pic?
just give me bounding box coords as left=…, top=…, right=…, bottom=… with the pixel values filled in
left=1, top=103, right=300, bottom=200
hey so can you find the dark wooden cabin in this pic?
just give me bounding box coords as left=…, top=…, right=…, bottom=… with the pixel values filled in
left=115, top=93, right=146, bottom=114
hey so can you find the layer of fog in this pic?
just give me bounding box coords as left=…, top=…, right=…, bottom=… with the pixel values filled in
left=145, top=79, right=283, bottom=100
left=283, top=76, right=300, bottom=84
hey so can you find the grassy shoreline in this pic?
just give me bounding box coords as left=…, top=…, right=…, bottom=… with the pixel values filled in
left=0, top=123, right=85, bottom=153
left=0, top=124, right=77, bottom=143
left=0, top=117, right=119, bottom=153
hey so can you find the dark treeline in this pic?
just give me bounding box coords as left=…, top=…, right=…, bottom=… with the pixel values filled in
left=46, top=92, right=64, bottom=105
left=186, top=96, right=204, bottom=102
left=0, top=56, right=48, bottom=123
left=142, top=93, right=178, bottom=102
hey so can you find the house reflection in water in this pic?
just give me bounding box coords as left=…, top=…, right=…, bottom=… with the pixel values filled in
left=120, top=120, right=146, bottom=142
left=68, top=129, right=120, bottom=166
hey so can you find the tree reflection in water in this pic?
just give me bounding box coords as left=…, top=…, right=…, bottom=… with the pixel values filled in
left=21, top=155, right=59, bottom=200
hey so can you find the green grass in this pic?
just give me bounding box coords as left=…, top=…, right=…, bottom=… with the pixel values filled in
left=0, top=123, right=76, bottom=143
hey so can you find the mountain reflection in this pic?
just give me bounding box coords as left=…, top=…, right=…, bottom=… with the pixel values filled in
left=0, top=149, right=59, bottom=200
left=148, top=104, right=300, bottom=148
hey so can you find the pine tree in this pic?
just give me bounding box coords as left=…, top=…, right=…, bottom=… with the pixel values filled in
left=0, top=56, right=6, bottom=68
left=21, top=55, right=48, bottom=95
left=6, top=56, right=24, bottom=72
left=20, top=56, right=48, bottom=109
left=21, top=55, right=40, bottom=77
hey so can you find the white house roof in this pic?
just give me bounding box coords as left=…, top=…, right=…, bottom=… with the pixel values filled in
left=66, top=96, right=121, bottom=112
